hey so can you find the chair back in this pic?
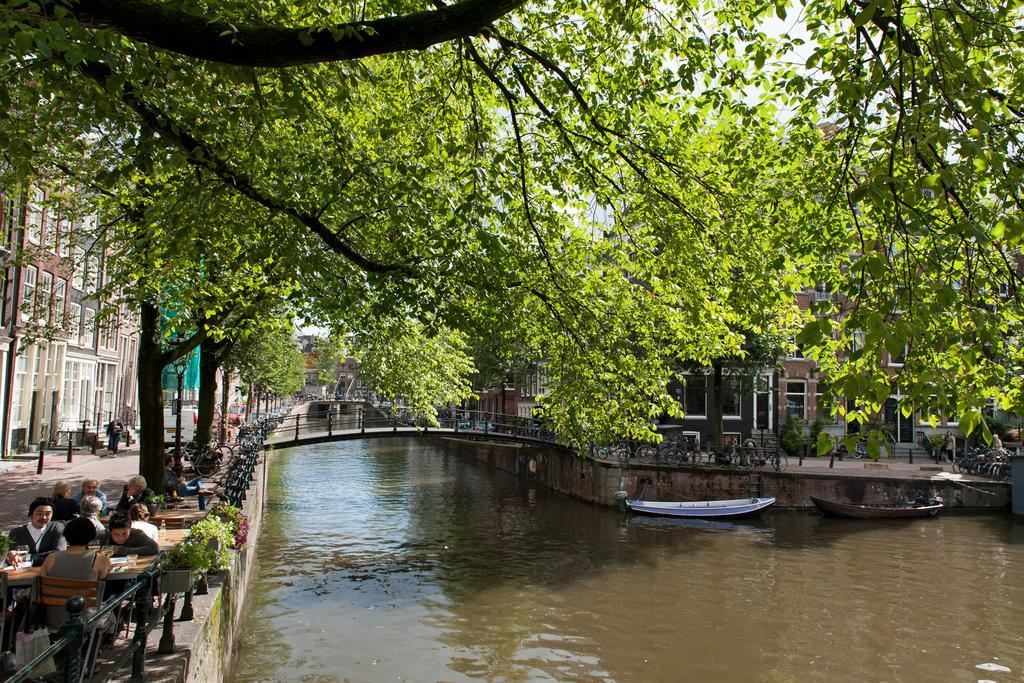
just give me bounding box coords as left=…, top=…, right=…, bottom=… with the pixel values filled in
left=153, top=517, right=187, bottom=529
left=37, top=576, right=100, bottom=610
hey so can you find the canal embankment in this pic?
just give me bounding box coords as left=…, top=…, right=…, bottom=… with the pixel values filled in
left=439, top=438, right=1011, bottom=510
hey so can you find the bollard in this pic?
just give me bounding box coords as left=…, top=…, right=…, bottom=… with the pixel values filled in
left=799, top=444, right=805, bottom=467
left=60, top=596, right=87, bottom=683
left=66, top=435, right=73, bottom=463
left=195, top=572, right=209, bottom=595
left=327, top=412, right=332, bottom=436
left=829, top=449, right=835, bottom=469
left=909, top=448, right=914, bottom=464
left=36, top=444, right=45, bottom=474
left=91, top=433, right=98, bottom=454
left=294, top=416, right=300, bottom=442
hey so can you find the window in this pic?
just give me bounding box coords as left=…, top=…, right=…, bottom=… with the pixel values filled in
left=814, top=282, right=831, bottom=301
left=68, top=303, right=82, bottom=344
left=683, top=373, right=707, bottom=417
left=83, top=308, right=96, bottom=347
left=54, top=278, right=67, bottom=317
left=72, top=247, right=85, bottom=290
left=787, top=337, right=805, bottom=359
left=85, top=255, right=99, bottom=292
left=26, top=189, right=43, bottom=244
left=57, top=219, right=71, bottom=257
left=889, top=345, right=908, bottom=366
left=722, top=376, right=742, bottom=418
left=11, top=353, right=27, bottom=425
left=786, top=381, right=806, bottom=419
left=38, top=271, right=53, bottom=321
left=21, top=266, right=37, bottom=320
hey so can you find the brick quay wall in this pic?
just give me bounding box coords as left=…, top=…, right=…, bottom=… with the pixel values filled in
left=435, top=438, right=1011, bottom=511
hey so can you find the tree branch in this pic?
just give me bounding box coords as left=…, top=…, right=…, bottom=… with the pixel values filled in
left=77, top=60, right=414, bottom=277
left=35, top=0, right=525, bottom=67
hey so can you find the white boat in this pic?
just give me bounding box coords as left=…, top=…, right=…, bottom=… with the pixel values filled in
left=625, top=497, right=776, bottom=519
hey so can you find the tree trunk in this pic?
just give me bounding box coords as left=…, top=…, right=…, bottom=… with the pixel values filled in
left=195, top=337, right=220, bottom=445
left=710, top=361, right=724, bottom=447
left=219, top=369, right=230, bottom=445
left=137, top=302, right=166, bottom=492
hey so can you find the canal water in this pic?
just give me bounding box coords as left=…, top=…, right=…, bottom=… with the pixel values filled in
left=230, top=438, right=1024, bottom=682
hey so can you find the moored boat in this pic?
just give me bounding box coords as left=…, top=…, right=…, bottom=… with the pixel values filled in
left=625, top=497, right=775, bottom=519
left=810, top=496, right=943, bottom=519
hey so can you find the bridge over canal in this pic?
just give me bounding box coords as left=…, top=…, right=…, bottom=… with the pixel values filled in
left=263, top=401, right=569, bottom=451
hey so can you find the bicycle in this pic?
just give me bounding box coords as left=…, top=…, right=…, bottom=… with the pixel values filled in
left=182, top=440, right=232, bottom=477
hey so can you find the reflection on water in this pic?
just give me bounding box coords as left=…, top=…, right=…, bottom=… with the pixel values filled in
left=230, top=438, right=1024, bottom=682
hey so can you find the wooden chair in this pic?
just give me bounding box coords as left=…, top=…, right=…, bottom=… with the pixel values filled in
left=153, top=517, right=188, bottom=530
left=35, top=576, right=104, bottom=682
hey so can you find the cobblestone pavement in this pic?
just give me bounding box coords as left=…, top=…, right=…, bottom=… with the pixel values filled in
left=0, top=448, right=140, bottom=531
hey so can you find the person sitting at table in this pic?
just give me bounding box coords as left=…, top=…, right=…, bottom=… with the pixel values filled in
left=128, top=504, right=159, bottom=542
left=79, top=496, right=107, bottom=538
left=164, top=455, right=205, bottom=497
left=104, top=512, right=158, bottom=557
left=39, top=517, right=112, bottom=628
left=114, top=475, right=154, bottom=512
left=51, top=480, right=80, bottom=522
left=5, top=497, right=67, bottom=566
left=73, top=479, right=109, bottom=515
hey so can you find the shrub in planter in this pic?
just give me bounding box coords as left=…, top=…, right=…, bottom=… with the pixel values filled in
left=144, top=493, right=166, bottom=516
left=207, top=503, right=249, bottom=550
left=160, top=517, right=234, bottom=593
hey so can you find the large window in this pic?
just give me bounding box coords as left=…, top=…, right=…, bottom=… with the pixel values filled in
left=38, top=271, right=52, bottom=321
left=722, top=376, right=743, bottom=418
left=684, top=374, right=707, bottom=417
left=68, top=303, right=82, bottom=344
left=72, top=247, right=85, bottom=290
left=786, top=381, right=806, bottom=419
left=26, top=189, right=43, bottom=244
left=21, top=266, right=37, bottom=320
left=83, top=308, right=96, bottom=348
left=11, top=353, right=27, bottom=425
left=54, top=278, right=67, bottom=317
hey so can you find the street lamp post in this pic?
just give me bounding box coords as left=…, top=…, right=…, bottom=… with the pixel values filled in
left=172, top=350, right=190, bottom=478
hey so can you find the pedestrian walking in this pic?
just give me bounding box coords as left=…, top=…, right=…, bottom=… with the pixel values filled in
left=106, top=417, right=124, bottom=454
left=943, top=431, right=956, bottom=463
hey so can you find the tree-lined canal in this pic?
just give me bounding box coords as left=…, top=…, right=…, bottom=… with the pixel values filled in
left=230, top=438, right=1024, bottom=682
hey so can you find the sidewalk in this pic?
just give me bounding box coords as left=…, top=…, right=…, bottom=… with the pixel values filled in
left=0, top=447, right=141, bottom=531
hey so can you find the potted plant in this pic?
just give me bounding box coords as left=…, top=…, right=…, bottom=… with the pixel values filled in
left=0, top=536, right=11, bottom=562
left=145, top=493, right=166, bottom=516
left=207, top=503, right=250, bottom=549
left=159, top=517, right=233, bottom=594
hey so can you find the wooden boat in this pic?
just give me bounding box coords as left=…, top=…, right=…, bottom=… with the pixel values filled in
left=810, top=496, right=943, bottom=519
left=625, top=497, right=775, bottom=519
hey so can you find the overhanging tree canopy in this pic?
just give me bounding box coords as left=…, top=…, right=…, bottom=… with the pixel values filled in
left=0, top=0, right=1020, bottom=455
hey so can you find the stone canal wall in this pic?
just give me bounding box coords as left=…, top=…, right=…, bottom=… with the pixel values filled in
left=439, top=438, right=1010, bottom=511
left=185, top=455, right=268, bottom=683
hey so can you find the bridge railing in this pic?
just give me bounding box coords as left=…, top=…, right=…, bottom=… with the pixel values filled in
left=263, top=404, right=560, bottom=445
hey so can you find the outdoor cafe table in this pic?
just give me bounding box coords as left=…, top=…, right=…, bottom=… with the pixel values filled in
left=1, top=554, right=162, bottom=587
left=148, top=509, right=207, bottom=527
left=102, top=508, right=207, bottom=528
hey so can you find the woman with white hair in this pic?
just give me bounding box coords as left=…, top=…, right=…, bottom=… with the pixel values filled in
left=79, top=496, right=106, bottom=536
left=114, top=475, right=154, bottom=512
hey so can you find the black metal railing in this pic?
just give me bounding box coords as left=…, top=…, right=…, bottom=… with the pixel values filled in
left=261, top=404, right=561, bottom=447
left=7, top=563, right=162, bottom=683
